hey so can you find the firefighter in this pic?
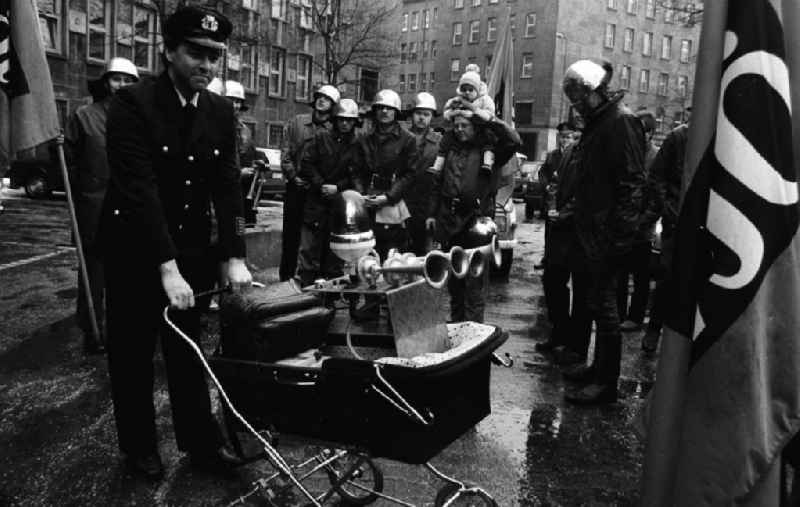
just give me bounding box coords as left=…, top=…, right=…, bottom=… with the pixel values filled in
left=405, top=92, right=441, bottom=256
left=279, top=84, right=340, bottom=280
left=295, top=98, right=366, bottom=286
left=98, top=6, right=251, bottom=479
left=64, top=57, right=139, bottom=355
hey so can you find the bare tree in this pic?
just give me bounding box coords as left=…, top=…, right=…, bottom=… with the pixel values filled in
left=309, top=0, right=397, bottom=86
left=658, top=0, right=704, bottom=26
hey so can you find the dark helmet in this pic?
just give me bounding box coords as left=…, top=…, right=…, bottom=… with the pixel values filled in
left=461, top=216, right=498, bottom=249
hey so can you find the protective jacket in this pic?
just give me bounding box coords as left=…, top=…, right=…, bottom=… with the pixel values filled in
left=428, top=118, right=522, bottom=242
left=64, top=99, right=112, bottom=246
left=299, top=128, right=366, bottom=225
left=649, top=124, right=688, bottom=235
left=360, top=122, right=419, bottom=204
left=99, top=71, right=246, bottom=265
left=405, top=128, right=441, bottom=218
left=281, top=113, right=332, bottom=182
left=572, top=93, right=646, bottom=267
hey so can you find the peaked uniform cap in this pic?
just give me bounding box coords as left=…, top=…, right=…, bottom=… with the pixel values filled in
left=163, top=7, right=232, bottom=50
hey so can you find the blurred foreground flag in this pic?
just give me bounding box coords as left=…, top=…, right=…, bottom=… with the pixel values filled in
left=640, top=0, right=800, bottom=505
left=0, top=0, right=60, bottom=158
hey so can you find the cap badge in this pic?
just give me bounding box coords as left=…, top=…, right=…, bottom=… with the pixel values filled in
left=201, top=14, right=219, bottom=32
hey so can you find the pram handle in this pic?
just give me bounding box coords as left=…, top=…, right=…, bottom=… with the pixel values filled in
left=371, top=365, right=434, bottom=427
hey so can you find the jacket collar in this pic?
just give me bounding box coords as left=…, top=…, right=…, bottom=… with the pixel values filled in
left=371, top=121, right=401, bottom=139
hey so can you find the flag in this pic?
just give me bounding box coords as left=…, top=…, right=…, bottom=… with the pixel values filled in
left=486, top=10, right=515, bottom=180
left=0, top=0, right=60, bottom=159
left=640, top=0, right=800, bottom=505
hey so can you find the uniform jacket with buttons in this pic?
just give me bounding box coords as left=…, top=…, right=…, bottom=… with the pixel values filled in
left=280, top=112, right=332, bottom=182
left=99, top=72, right=246, bottom=266
left=64, top=99, right=112, bottom=246
left=360, top=122, right=420, bottom=204
left=405, top=128, right=441, bottom=218
left=299, top=128, right=366, bottom=225
left=428, top=118, right=522, bottom=242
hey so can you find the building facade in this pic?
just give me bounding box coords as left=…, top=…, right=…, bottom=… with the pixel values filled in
left=36, top=0, right=394, bottom=152
left=390, top=0, right=701, bottom=160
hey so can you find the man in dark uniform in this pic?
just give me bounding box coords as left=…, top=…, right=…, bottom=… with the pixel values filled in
left=64, top=57, right=139, bottom=354
left=405, top=92, right=441, bottom=256
left=295, top=98, right=366, bottom=286
left=427, top=112, right=522, bottom=323
left=279, top=84, right=339, bottom=280
left=99, top=6, right=252, bottom=479
left=559, top=60, right=645, bottom=405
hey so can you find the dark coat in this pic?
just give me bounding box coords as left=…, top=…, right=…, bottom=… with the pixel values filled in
left=429, top=118, right=522, bottom=242
left=572, top=94, right=646, bottom=267
left=281, top=112, right=332, bottom=182
left=299, top=128, right=366, bottom=225
left=64, top=99, right=112, bottom=246
left=360, top=122, right=420, bottom=204
left=539, top=147, right=566, bottom=188
left=405, top=128, right=442, bottom=217
left=99, top=72, right=246, bottom=266
left=649, top=124, right=688, bottom=235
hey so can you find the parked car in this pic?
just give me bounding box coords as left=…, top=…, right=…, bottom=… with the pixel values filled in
left=245, top=147, right=284, bottom=201
left=7, top=142, right=63, bottom=199
left=519, top=161, right=545, bottom=220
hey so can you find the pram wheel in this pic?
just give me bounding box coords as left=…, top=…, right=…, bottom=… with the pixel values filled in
left=434, top=482, right=498, bottom=507
left=325, top=451, right=384, bottom=505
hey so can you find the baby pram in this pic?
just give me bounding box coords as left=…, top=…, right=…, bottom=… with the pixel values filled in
left=169, top=280, right=509, bottom=506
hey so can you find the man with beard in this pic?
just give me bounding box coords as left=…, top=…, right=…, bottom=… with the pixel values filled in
left=64, top=57, right=139, bottom=354
left=405, top=92, right=441, bottom=256
left=279, top=84, right=339, bottom=280
left=98, top=6, right=252, bottom=479
left=295, top=98, right=365, bottom=286
left=559, top=60, right=646, bottom=405
left=427, top=113, right=522, bottom=323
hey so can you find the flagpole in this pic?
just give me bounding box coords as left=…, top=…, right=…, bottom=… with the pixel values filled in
left=55, top=137, right=101, bottom=344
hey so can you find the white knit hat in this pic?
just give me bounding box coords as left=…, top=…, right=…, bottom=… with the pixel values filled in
left=458, top=71, right=482, bottom=93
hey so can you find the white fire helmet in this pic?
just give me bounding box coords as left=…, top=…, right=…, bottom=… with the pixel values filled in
left=372, top=89, right=401, bottom=111
left=314, top=84, right=341, bottom=104
left=206, top=77, right=224, bottom=95
left=334, top=98, right=360, bottom=119
left=224, top=80, right=246, bottom=101
left=412, top=92, right=437, bottom=113
left=104, top=57, right=139, bottom=81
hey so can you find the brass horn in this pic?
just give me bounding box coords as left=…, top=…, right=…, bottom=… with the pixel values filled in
left=357, top=250, right=451, bottom=289
left=464, top=235, right=502, bottom=277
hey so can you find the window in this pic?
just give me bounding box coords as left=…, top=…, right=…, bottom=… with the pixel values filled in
left=132, top=4, right=156, bottom=70
left=269, top=47, right=286, bottom=97
left=423, top=9, right=430, bottom=29
left=680, top=39, right=692, bottom=63
left=400, top=43, right=407, bottom=64
left=469, top=20, right=480, bottom=43
left=241, top=44, right=257, bottom=91
left=409, top=41, right=417, bottom=62
left=642, top=32, right=653, bottom=56
left=515, top=102, right=532, bottom=125
left=626, top=0, right=637, bottom=14
left=268, top=123, right=284, bottom=148
left=88, top=0, right=111, bottom=61
left=450, top=59, right=460, bottom=81
left=524, top=13, right=536, bottom=37
left=271, top=0, right=285, bottom=19
left=489, top=0, right=498, bottom=3
left=401, top=13, right=408, bottom=32
left=645, top=0, right=655, bottom=18
left=657, top=72, right=669, bottom=95
left=430, top=72, right=436, bottom=89
left=399, top=74, right=406, bottom=92
left=420, top=72, right=427, bottom=91
left=452, top=22, right=463, bottom=45
left=620, top=65, right=631, bottom=89
left=422, top=41, right=429, bottom=58
left=454, top=0, right=463, bottom=8
left=296, top=54, right=311, bottom=100
left=607, top=0, right=616, bottom=9
left=604, top=24, right=616, bottom=49
left=678, top=75, right=688, bottom=97
left=227, top=44, right=241, bottom=82
left=431, top=40, right=438, bottom=57
left=359, top=68, right=379, bottom=102
left=623, top=28, right=634, bottom=52
left=639, top=69, right=650, bottom=92
left=408, top=73, right=417, bottom=92
left=38, top=0, right=63, bottom=52
left=509, top=13, right=516, bottom=36
left=521, top=53, right=533, bottom=78
left=411, top=11, right=419, bottom=30
left=487, top=17, right=497, bottom=41
left=664, top=0, right=674, bottom=22
left=243, top=0, right=258, bottom=10
left=433, top=7, right=438, bottom=22
left=661, top=35, right=672, bottom=59
left=472, top=0, right=480, bottom=6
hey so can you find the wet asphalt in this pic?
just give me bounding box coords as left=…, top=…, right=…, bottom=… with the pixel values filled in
left=0, top=188, right=658, bottom=506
